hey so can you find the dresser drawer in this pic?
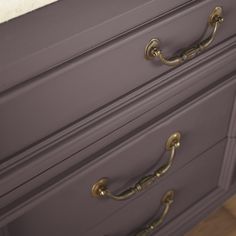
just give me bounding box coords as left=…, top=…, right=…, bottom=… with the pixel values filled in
left=83, top=140, right=226, bottom=236
left=89, top=141, right=226, bottom=236
left=7, top=139, right=226, bottom=236
left=1, top=0, right=235, bottom=161
left=0, top=0, right=193, bottom=92
left=2, top=77, right=235, bottom=232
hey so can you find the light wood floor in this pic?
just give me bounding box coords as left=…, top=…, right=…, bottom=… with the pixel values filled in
left=185, top=195, right=236, bottom=236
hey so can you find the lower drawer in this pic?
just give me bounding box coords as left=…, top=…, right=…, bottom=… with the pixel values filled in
left=7, top=140, right=226, bottom=236
left=83, top=140, right=226, bottom=236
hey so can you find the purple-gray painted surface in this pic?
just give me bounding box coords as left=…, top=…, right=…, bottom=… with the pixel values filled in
left=0, top=0, right=236, bottom=235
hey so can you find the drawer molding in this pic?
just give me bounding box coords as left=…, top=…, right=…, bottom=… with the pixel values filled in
left=0, top=44, right=235, bottom=207
left=1, top=36, right=236, bottom=176
left=1, top=0, right=236, bottom=162
left=227, top=94, right=236, bottom=138
left=0, top=75, right=236, bottom=227
left=0, top=0, right=235, bottom=234
left=85, top=140, right=236, bottom=236
left=0, top=0, right=202, bottom=93
left=6, top=140, right=227, bottom=236
left=219, top=90, right=236, bottom=189
left=219, top=139, right=236, bottom=189
left=1, top=70, right=236, bottom=197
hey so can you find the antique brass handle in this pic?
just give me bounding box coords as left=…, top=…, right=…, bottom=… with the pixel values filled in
left=92, top=132, right=181, bottom=200
left=145, top=6, right=224, bottom=66
left=135, top=190, right=175, bottom=236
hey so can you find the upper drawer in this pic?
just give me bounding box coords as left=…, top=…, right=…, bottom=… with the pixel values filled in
left=2, top=76, right=235, bottom=231
left=1, top=0, right=236, bottom=161
left=0, top=0, right=209, bottom=92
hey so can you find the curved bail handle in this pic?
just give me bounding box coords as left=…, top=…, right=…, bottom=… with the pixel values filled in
left=91, top=132, right=181, bottom=201
left=135, top=190, right=175, bottom=236
left=145, top=6, right=224, bottom=66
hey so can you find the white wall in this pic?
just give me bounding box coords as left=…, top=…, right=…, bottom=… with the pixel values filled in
left=0, top=0, right=58, bottom=23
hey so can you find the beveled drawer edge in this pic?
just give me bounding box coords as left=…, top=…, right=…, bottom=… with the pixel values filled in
left=1, top=36, right=236, bottom=176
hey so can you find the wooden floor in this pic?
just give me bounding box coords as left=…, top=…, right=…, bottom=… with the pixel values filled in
left=185, top=195, right=236, bottom=236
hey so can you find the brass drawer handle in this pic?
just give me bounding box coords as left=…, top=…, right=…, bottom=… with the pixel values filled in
left=135, top=190, right=175, bottom=236
left=145, top=6, right=224, bottom=66
left=92, top=133, right=181, bottom=201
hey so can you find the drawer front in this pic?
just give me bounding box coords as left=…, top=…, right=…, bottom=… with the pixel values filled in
left=8, top=140, right=226, bottom=236
left=0, top=0, right=192, bottom=92
left=83, top=141, right=226, bottom=236
left=1, top=0, right=236, bottom=161
left=2, top=77, right=235, bottom=232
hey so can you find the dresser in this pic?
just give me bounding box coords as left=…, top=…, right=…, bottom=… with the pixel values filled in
left=1, top=0, right=236, bottom=235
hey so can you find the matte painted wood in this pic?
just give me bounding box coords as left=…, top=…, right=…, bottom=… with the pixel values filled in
left=0, top=0, right=235, bottom=94
left=0, top=0, right=196, bottom=92
left=227, top=97, right=236, bottom=139
left=1, top=0, right=236, bottom=161
left=0, top=73, right=235, bottom=227
left=1, top=39, right=236, bottom=192
left=7, top=140, right=225, bottom=236
left=1, top=42, right=236, bottom=175
left=83, top=142, right=225, bottom=236
left=2, top=78, right=234, bottom=227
